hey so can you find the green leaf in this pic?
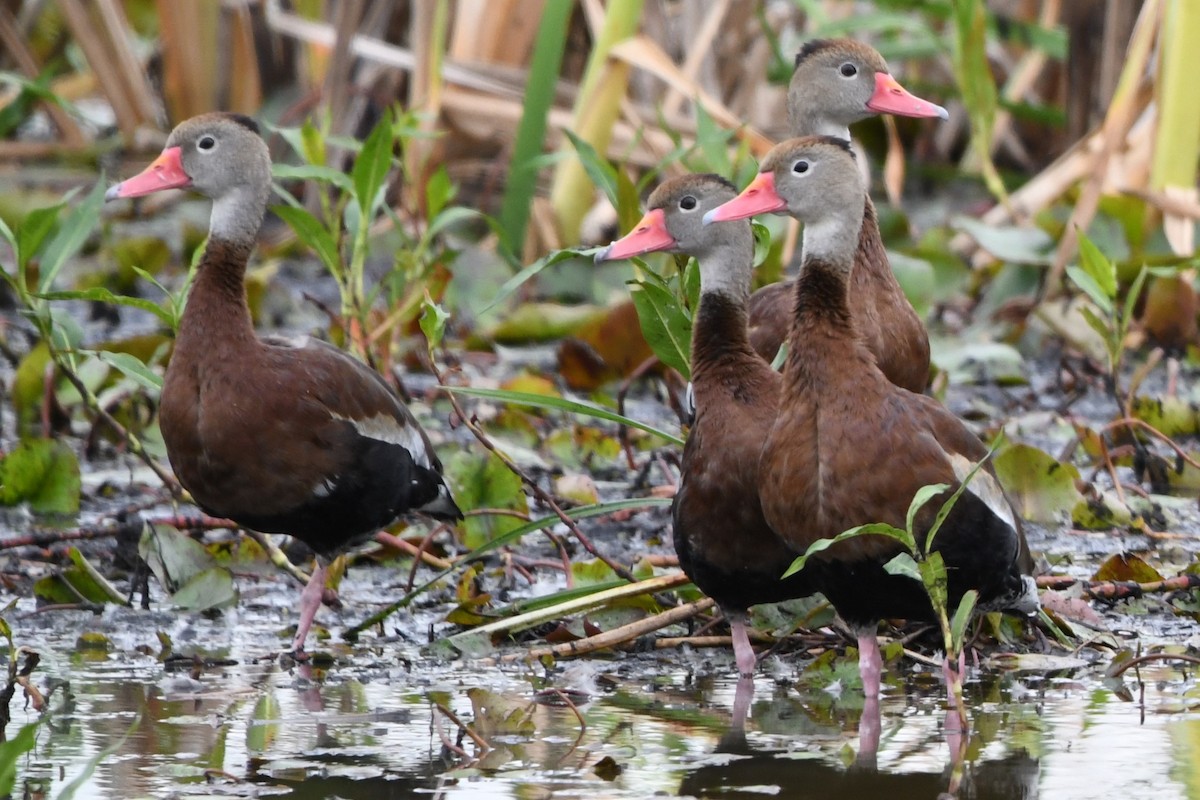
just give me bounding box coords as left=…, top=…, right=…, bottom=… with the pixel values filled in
left=93, top=350, right=163, bottom=392
left=883, top=552, right=922, bottom=583
left=949, top=589, right=979, bottom=649
left=1076, top=230, right=1117, bottom=299
left=425, top=165, right=455, bottom=220
left=352, top=109, right=395, bottom=216
left=39, top=178, right=106, bottom=292
left=615, top=166, right=641, bottom=237
left=272, top=163, right=355, bottom=194
left=425, top=205, right=482, bottom=240
left=1065, top=265, right=1114, bottom=314
left=68, top=547, right=131, bottom=606
left=299, top=118, right=326, bottom=166
left=0, top=210, right=17, bottom=255
left=918, top=551, right=948, bottom=612
left=16, top=201, right=64, bottom=272
left=906, top=482, right=950, bottom=538
left=169, top=566, right=239, bottom=610
left=419, top=293, right=449, bottom=351
left=444, top=451, right=528, bottom=550
left=783, top=522, right=911, bottom=578
left=992, top=443, right=1083, bottom=524
left=37, top=286, right=175, bottom=327
left=272, top=204, right=342, bottom=277
left=953, top=216, right=1054, bottom=265
left=628, top=280, right=692, bottom=378
left=443, top=385, right=684, bottom=446
left=0, top=438, right=80, bottom=515
left=561, top=128, right=619, bottom=209
left=926, top=438, right=1005, bottom=551
left=0, top=722, right=40, bottom=796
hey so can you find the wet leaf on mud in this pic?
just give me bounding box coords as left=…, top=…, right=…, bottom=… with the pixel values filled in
left=1071, top=491, right=1133, bottom=530
left=444, top=451, right=528, bottom=550
left=139, top=524, right=238, bottom=610
left=168, top=568, right=238, bottom=611
left=1093, top=553, right=1164, bottom=584
left=545, top=426, right=620, bottom=471
left=593, top=755, right=624, bottom=781
left=66, top=547, right=129, bottom=606
left=246, top=693, right=281, bottom=753
left=555, top=473, right=600, bottom=505
left=1130, top=395, right=1200, bottom=438
left=0, top=438, right=81, bottom=515
left=467, top=687, right=537, bottom=737
left=992, top=443, right=1083, bottom=523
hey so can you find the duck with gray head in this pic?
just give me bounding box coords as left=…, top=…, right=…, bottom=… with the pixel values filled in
left=107, top=112, right=462, bottom=657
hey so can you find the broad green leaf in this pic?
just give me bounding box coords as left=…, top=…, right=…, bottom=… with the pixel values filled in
left=272, top=163, right=354, bottom=194
left=918, top=551, right=948, bottom=611
left=883, top=552, right=922, bottom=583
left=992, top=443, right=1083, bottom=524
left=1076, top=231, right=1117, bottom=299
left=94, top=350, right=163, bottom=392
left=444, top=451, right=528, bottom=550
left=953, top=216, right=1053, bottom=265
left=628, top=280, right=692, bottom=378
left=352, top=109, right=395, bottom=216
left=783, top=522, right=910, bottom=578
left=949, top=589, right=979, bottom=649
left=562, top=128, right=619, bottom=209
left=0, top=438, right=80, bottom=515
left=139, top=522, right=219, bottom=592
left=906, top=482, right=950, bottom=538
left=299, top=118, right=326, bottom=166
left=1092, top=553, right=1164, bottom=584
left=39, top=178, right=106, bottom=292
left=425, top=166, right=455, bottom=220
left=272, top=205, right=342, bottom=277
left=169, top=566, right=238, bottom=610
left=1066, top=265, right=1113, bottom=314
left=444, top=385, right=684, bottom=446
left=16, top=201, right=63, bottom=272
left=425, top=205, right=482, bottom=240
left=38, top=287, right=175, bottom=327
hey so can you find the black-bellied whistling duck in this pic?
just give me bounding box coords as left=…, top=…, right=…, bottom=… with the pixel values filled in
left=747, top=39, right=947, bottom=392
left=106, top=113, right=462, bottom=655
left=595, top=174, right=809, bottom=675
left=705, top=136, right=1036, bottom=700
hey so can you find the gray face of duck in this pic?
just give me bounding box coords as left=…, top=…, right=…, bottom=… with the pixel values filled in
left=787, top=38, right=949, bottom=139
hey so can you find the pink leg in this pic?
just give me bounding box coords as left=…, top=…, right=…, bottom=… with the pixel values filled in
left=291, top=562, right=327, bottom=654
left=730, top=674, right=754, bottom=733
left=857, top=629, right=883, bottom=698
left=730, top=616, right=757, bottom=676
left=857, top=691, right=881, bottom=765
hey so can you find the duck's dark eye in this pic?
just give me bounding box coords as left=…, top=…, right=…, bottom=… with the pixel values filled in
left=680, top=195, right=697, bottom=210
left=793, top=160, right=810, bottom=174
left=839, top=62, right=857, bottom=78
left=198, top=136, right=216, bottom=151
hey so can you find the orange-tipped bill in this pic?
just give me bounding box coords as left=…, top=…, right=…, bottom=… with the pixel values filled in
left=702, top=172, right=784, bottom=225
left=105, top=147, right=190, bottom=201
left=595, top=208, right=675, bottom=262
left=866, top=72, right=948, bottom=120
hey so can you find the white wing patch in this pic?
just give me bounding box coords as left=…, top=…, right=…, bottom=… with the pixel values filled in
left=948, top=452, right=1016, bottom=533
left=335, top=412, right=431, bottom=468
left=264, top=333, right=311, bottom=349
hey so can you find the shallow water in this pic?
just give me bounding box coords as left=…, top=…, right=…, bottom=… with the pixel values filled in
left=6, top=592, right=1199, bottom=800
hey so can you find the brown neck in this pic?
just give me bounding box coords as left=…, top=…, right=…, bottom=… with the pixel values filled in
left=691, top=291, right=760, bottom=377
left=175, top=237, right=257, bottom=362
left=855, top=198, right=884, bottom=274
left=783, top=256, right=875, bottom=390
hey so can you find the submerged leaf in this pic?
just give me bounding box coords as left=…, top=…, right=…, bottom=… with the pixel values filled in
left=0, top=438, right=81, bottom=515
left=1093, top=553, right=1164, bottom=584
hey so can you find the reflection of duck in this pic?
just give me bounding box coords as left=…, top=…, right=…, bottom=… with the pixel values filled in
left=679, top=734, right=1039, bottom=800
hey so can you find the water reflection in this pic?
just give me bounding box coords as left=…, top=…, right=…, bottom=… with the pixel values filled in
left=5, top=601, right=1198, bottom=799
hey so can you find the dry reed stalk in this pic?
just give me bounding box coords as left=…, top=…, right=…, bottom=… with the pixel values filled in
left=155, top=0, right=220, bottom=122
left=608, top=35, right=774, bottom=158
left=0, top=7, right=86, bottom=146
left=95, top=0, right=158, bottom=123
left=227, top=4, right=264, bottom=114
left=58, top=0, right=148, bottom=139
left=990, top=0, right=1061, bottom=161
left=449, top=0, right=546, bottom=66
left=502, top=596, right=716, bottom=663
left=405, top=0, right=449, bottom=213
left=660, top=0, right=730, bottom=119
left=1047, top=0, right=1163, bottom=296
